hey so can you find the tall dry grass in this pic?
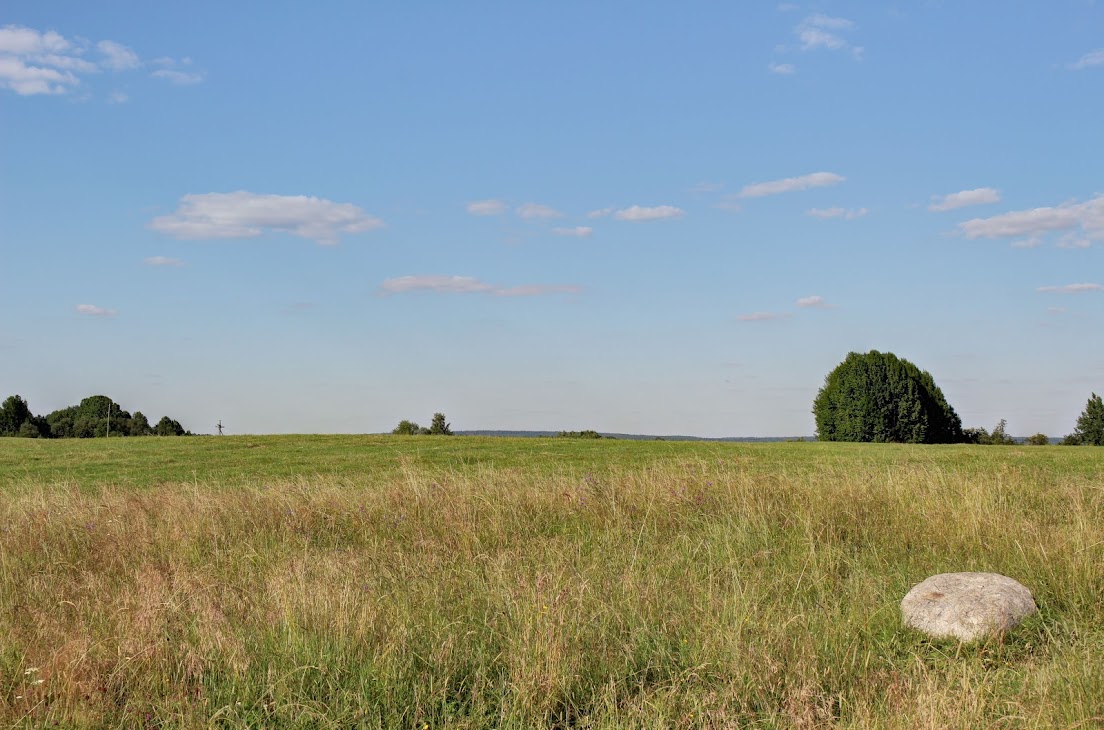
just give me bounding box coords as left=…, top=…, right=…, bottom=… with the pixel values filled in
left=1, top=446, right=1102, bottom=728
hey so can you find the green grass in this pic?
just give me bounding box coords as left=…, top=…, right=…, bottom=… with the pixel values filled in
left=1, top=436, right=1102, bottom=728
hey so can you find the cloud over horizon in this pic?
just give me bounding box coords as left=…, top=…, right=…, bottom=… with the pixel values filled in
left=516, top=202, right=562, bottom=220
left=929, top=188, right=1001, bottom=212
left=737, top=172, right=845, bottom=198
left=612, top=205, right=685, bottom=222
left=737, top=311, right=792, bottom=322
left=553, top=226, right=593, bottom=237
left=1036, top=283, right=1103, bottom=294
left=149, top=191, right=384, bottom=244
left=466, top=199, right=507, bottom=216
left=75, top=303, right=117, bottom=317
left=958, top=194, right=1104, bottom=246
left=144, top=256, right=184, bottom=267
left=379, top=275, right=580, bottom=297
left=807, top=206, right=867, bottom=220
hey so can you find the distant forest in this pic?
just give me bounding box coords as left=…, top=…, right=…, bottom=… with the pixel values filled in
left=0, top=394, right=189, bottom=438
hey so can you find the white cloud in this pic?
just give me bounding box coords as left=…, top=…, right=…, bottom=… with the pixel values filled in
left=75, top=303, right=117, bottom=317
left=958, top=194, right=1104, bottom=245
left=586, top=207, right=614, bottom=219
left=1036, top=283, right=1102, bottom=294
left=151, top=68, right=203, bottom=85
left=737, top=311, right=792, bottom=322
left=612, top=205, right=685, bottom=222
left=0, top=26, right=70, bottom=55
left=97, top=40, right=139, bottom=70
left=769, top=62, right=797, bottom=75
left=150, top=191, right=384, bottom=245
left=108, top=90, right=128, bottom=104
left=466, top=199, right=507, bottom=216
left=796, top=295, right=834, bottom=308
left=380, top=275, right=580, bottom=297
left=807, top=206, right=867, bottom=220
left=1069, top=49, right=1104, bottom=70
left=0, top=57, right=78, bottom=95
left=0, top=24, right=199, bottom=97
left=929, top=187, right=1001, bottom=212
left=1056, top=234, right=1092, bottom=249
left=144, top=256, right=184, bottom=266
left=552, top=226, right=593, bottom=237
left=796, top=14, right=862, bottom=58
left=737, top=171, right=844, bottom=198
left=516, top=202, right=562, bottom=219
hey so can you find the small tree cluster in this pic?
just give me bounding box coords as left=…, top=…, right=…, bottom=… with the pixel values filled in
left=0, top=394, right=189, bottom=438
left=392, top=413, right=453, bottom=436
left=963, top=419, right=1017, bottom=445
left=556, top=430, right=607, bottom=439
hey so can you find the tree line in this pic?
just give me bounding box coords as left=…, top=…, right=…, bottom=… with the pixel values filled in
left=0, top=394, right=189, bottom=438
left=813, top=351, right=1104, bottom=445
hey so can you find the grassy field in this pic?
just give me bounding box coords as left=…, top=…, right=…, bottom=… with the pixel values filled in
left=1, top=436, right=1102, bottom=728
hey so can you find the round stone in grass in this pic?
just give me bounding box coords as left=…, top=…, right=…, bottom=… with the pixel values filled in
left=901, top=572, right=1037, bottom=642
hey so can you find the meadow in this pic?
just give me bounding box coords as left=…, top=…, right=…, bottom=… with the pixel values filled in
left=1, top=435, right=1102, bottom=728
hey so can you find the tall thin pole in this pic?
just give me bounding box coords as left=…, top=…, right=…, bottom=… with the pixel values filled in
left=106, top=402, right=110, bottom=438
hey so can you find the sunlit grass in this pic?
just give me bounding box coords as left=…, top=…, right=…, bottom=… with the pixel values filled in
left=1, top=437, right=1102, bottom=727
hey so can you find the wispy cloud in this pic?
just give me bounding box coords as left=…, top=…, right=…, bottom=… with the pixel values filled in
left=958, top=194, right=1104, bottom=245
left=1036, top=283, right=1102, bottom=294
left=796, top=295, right=834, bottom=308
left=0, top=24, right=199, bottom=97
left=768, top=62, right=796, bottom=75
left=807, top=206, right=867, bottom=220
left=737, top=311, right=792, bottom=322
left=1069, top=49, right=1104, bottom=70
left=516, top=202, right=562, bottom=219
left=96, top=40, right=139, bottom=70
left=108, top=90, right=128, bottom=103
left=689, top=181, right=724, bottom=193
left=612, top=205, right=685, bottom=222
left=737, top=171, right=844, bottom=198
left=379, top=275, right=580, bottom=297
left=151, top=68, right=203, bottom=85
left=150, top=191, right=384, bottom=245
left=586, top=207, right=614, bottom=219
left=552, top=226, right=593, bottom=237
left=929, top=187, right=1001, bottom=212
left=467, top=199, right=507, bottom=216
left=796, top=14, right=863, bottom=58
left=144, top=256, right=184, bottom=267
left=75, top=303, right=117, bottom=317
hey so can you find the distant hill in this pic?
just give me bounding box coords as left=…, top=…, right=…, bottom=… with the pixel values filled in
left=455, top=430, right=810, bottom=442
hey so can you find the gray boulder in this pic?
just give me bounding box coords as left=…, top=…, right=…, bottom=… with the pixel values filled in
left=901, top=572, right=1037, bottom=641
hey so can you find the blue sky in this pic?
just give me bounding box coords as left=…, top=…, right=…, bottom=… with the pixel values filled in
left=2, top=2, right=1102, bottom=437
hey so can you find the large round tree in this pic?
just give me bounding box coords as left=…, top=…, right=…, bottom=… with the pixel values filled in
left=813, top=351, right=964, bottom=444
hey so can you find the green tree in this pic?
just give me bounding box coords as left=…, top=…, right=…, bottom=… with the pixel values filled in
left=0, top=395, right=32, bottom=435
left=813, top=351, right=964, bottom=444
left=129, top=411, right=152, bottom=436
left=392, top=419, right=422, bottom=435
left=154, top=416, right=185, bottom=436
left=1024, top=433, right=1050, bottom=446
left=428, top=413, right=453, bottom=435
left=1073, top=392, right=1104, bottom=446
left=988, top=419, right=1016, bottom=445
